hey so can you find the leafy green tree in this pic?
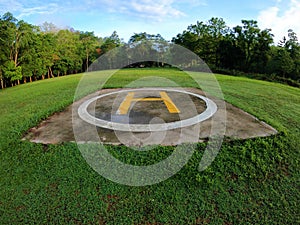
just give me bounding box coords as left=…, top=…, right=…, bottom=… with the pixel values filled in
left=19, top=25, right=43, bottom=82
left=40, top=33, right=57, bottom=79
left=232, top=20, right=261, bottom=71
left=99, top=31, right=122, bottom=69
left=100, top=31, right=122, bottom=54
left=285, top=29, right=299, bottom=54
left=192, top=17, right=229, bottom=66
left=3, top=60, right=22, bottom=86
left=21, top=32, right=55, bottom=81
left=285, top=29, right=300, bottom=79
left=267, top=47, right=294, bottom=78
left=232, top=20, right=274, bottom=72
left=172, top=18, right=229, bottom=67
left=12, top=20, right=37, bottom=83
left=173, top=22, right=205, bottom=59
left=218, top=33, right=245, bottom=70
left=128, top=32, right=164, bottom=44
left=128, top=32, right=167, bottom=67
left=0, top=12, right=17, bottom=87
left=79, top=31, right=98, bottom=72
left=251, top=29, right=274, bottom=72
left=53, top=29, right=82, bottom=76
left=21, top=50, right=35, bottom=83
left=0, top=17, right=37, bottom=84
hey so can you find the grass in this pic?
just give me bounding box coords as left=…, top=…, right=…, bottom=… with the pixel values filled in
left=0, top=68, right=299, bottom=224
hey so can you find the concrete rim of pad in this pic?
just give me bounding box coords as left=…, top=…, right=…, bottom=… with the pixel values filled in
left=78, top=88, right=218, bottom=132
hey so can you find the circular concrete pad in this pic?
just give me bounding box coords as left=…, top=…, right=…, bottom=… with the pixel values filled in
left=23, top=88, right=278, bottom=146
left=78, top=88, right=217, bottom=132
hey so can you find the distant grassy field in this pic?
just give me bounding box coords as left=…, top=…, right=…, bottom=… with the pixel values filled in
left=0, top=68, right=299, bottom=224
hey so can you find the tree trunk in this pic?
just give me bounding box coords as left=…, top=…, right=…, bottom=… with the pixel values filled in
left=42, top=74, right=45, bottom=80
left=14, top=50, right=19, bottom=67
left=86, top=51, right=89, bottom=72
left=30, top=76, right=32, bottom=82
left=0, top=78, right=3, bottom=89
left=23, top=77, right=27, bottom=83
left=49, top=67, right=54, bottom=78
left=17, top=80, right=20, bottom=85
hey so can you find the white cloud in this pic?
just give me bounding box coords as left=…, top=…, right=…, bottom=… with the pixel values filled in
left=131, top=0, right=184, bottom=19
left=0, top=0, right=23, bottom=14
left=0, top=0, right=61, bottom=19
left=257, top=0, right=300, bottom=44
left=98, top=0, right=185, bottom=21
left=17, top=4, right=60, bottom=18
left=175, top=0, right=207, bottom=7
left=0, top=0, right=203, bottom=23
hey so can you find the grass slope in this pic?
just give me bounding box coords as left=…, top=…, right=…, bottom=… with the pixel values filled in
left=0, top=68, right=299, bottom=224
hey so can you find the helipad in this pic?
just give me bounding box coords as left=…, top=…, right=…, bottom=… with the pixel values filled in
left=23, top=88, right=278, bottom=146
left=77, top=88, right=217, bottom=132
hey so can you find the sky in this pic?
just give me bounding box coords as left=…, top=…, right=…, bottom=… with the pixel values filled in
left=1, top=0, right=300, bottom=44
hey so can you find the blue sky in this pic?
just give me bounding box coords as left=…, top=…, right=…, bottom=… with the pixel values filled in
left=1, top=0, right=300, bottom=43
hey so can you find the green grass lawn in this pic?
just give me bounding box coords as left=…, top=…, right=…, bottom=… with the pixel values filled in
left=0, top=68, right=299, bottom=224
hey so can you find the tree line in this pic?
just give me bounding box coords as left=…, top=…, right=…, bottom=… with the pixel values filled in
left=0, top=12, right=121, bottom=89
left=0, top=12, right=299, bottom=89
left=172, top=18, right=300, bottom=85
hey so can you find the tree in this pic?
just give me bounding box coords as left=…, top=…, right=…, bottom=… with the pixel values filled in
left=99, top=31, right=123, bottom=69
left=127, top=32, right=167, bottom=67
left=0, top=12, right=17, bottom=87
left=218, top=33, right=245, bottom=70
left=232, top=20, right=261, bottom=71
left=196, top=17, right=229, bottom=66
left=172, top=22, right=207, bottom=60
left=53, top=29, right=82, bottom=76
left=232, top=20, right=274, bottom=72
left=285, top=30, right=300, bottom=80
left=39, top=21, right=60, bottom=33
left=128, top=32, right=164, bottom=44
left=100, top=31, right=122, bottom=54
left=22, top=32, right=56, bottom=81
left=3, top=60, right=22, bottom=86
left=40, top=33, right=57, bottom=79
left=79, top=31, right=98, bottom=72
left=0, top=14, right=36, bottom=85
left=267, top=47, right=294, bottom=78
left=251, top=29, right=274, bottom=73
left=172, top=18, right=229, bottom=67
left=0, top=68, right=4, bottom=89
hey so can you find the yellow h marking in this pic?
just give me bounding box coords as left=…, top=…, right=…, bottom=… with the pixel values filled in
left=117, top=91, right=180, bottom=115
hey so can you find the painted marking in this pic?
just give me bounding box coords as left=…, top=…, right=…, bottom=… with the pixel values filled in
left=159, top=91, right=180, bottom=114
left=78, top=88, right=218, bottom=132
left=117, top=91, right=180, bottom=115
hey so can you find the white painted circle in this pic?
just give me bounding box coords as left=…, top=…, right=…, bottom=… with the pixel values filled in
left=78, top=88, right=217, bottom=132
